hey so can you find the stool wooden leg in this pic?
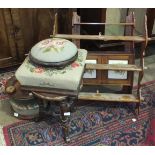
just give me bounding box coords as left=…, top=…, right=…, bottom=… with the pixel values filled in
left=35, top=98, right=44, bottom=122
left=60, top=101, right=71, bottom=143
left=136, top=102, right=140, bottom=115
left=69, top=97, right=77, bottom=112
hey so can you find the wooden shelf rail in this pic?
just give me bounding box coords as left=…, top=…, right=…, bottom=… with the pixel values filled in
left=73, top=22, right=135, bottom=26
left=50, top=34, right=151, bottom=42
left=85, top=64, right=142, bottom=71
left=78, top=92, right=144, bottom=103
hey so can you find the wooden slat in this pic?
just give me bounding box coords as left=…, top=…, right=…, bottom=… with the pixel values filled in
left=32, top=91, right=67, bottom=101
left=74, top=22, right=135, bottom=26
left=51, top=34, right=148, bottom=42
left=78, top=92, right=140, bottom=102
left=11, top=9, right=25, bottom=60
left=21, top=85, right=78, bottom=97
left=85, top=64, right=142, bottom=71
left=2, top=9, right=17, bottom=59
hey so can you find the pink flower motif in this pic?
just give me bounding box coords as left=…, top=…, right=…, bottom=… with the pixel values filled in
left=34, top=67, right=44, bottom=73
left=53, top=40, right=66, bottom=48
left=39, top=39, right=66, bottom=49
left=71, top=62, right=79, bottom=68
left=41, top=40, right=50, bottom=45
left=56, top=41, right=64, bottom=46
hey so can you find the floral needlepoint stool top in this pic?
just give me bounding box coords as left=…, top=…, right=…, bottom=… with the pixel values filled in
left=15, top=38, right=87, bottom=91
left=29, top=38, right=78, bottom=67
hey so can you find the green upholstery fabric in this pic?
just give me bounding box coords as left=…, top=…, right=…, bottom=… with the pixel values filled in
left=30, top=38, right=77, bottom=63
left=15, top=49, right=87, bottom=91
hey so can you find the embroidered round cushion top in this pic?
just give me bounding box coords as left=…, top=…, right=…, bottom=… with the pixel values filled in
left=30, top=38, right=77, bottom=63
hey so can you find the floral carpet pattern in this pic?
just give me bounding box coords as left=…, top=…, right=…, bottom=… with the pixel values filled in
left=0, top=71, right=15, bottom=100
left=1, top=72, right=155, bottom=146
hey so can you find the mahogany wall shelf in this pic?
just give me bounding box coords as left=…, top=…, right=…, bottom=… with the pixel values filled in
left=51, top=12, right=149, bottom=115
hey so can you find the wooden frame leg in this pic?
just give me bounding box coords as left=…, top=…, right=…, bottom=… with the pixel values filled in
left=60, top=100, right=71, bottom=143
left=122, top=85, right=132, bottom=94
left=136, top=102, right=140, bottom=116
left=35, top=98, right=44, bottom=122
left=69, top=96, right=77, bottom=112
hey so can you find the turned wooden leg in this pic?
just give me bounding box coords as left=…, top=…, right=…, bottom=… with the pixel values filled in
left=69, top=97, right=77, bottom=112
left=60, top=100, right=71, bottom=143
left=35, top=98, right=44, bottom=122
left=136, top=102, right=140, bottom=115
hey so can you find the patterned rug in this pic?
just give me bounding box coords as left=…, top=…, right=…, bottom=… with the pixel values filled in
left=1, top=71, right=155, bottom=146
left=0, top=71, right=15, bottom=100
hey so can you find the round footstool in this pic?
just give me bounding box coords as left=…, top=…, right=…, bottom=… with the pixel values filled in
left=5, top=76, right=39, bottom=119
left=10, top=98, right=39, bottom=119
left=29, top=38, right=78, bottom=68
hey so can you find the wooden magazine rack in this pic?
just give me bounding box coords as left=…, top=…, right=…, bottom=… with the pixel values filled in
left=51, top=12, right=150, bottom=116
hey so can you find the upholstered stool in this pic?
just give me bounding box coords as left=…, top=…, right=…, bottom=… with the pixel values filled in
left=29, top=38, right=78, bottom=67
left=14, top=38, right=87, bottom=142
left=16, top=49, right=87, bottom=92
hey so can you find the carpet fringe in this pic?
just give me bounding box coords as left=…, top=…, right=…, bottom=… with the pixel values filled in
left=0, top=126, right=6, bottom=146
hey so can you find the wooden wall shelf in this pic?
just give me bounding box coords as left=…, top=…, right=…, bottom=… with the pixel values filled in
left=51, top=12, right=148, bottom=116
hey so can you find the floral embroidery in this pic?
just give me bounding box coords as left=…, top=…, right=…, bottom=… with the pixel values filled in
left=34, top=67, right=44, bottom=73
left=39, top=39, right=67, bottom=53
left=71, top=62, right=80, bottom=68
left=25, top=52, right=84, bottom=76
left=41, top=40, right=50, bottom=46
